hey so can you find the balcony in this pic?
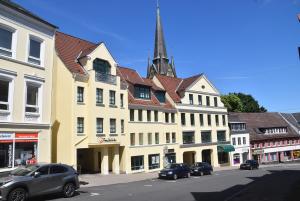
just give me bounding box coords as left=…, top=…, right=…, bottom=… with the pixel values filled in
left=95, top=72, right=117, bottom=85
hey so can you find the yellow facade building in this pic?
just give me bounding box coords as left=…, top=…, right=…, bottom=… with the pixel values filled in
left=0, top=1, right=56, bottom=172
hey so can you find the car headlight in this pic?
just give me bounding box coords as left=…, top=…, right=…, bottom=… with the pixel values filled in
left=167, top=171, right=173, bottom=174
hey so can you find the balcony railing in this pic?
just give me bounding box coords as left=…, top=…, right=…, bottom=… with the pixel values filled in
left=95, top=72, right=117, bottom=85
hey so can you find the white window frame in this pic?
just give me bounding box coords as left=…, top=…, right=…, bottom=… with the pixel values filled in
left=0, top=23, right=17, bottom=59
left=24, top=78, right=43, bottom=122
left=0, top=70, right=15, bottom=121
left=27, top=34, right=45, bottom=67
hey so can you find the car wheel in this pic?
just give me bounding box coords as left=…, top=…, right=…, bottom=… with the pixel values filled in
left=8, top=188, right=26, bottom=201
left=200, top=171, right=204, bottom=176
left=63, top=182, right=76, bottom=198
left=186, top=172, right=191, bottom=178
left=173, top=174, right=178, bottom=180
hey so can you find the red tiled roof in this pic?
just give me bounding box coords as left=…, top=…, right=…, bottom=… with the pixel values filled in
left=117, top=67, right=150, bottom=86
left=229, top=112, right=300, bottom=141
left=142, top=78, right=165, bottom=91
left=156, top=75, right=183, bottom=103
left=55, top=31, right=98, bottom=75
left=177, top=74, right=202, bottom=93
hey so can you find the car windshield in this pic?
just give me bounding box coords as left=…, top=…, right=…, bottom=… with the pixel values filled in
left=10, top=165, right=40, bottom=176
left=195, top=163, right=205, bottom=167
left=165, top=164, right=179, bottom=169
left=245, top=160, right=252, bottom=164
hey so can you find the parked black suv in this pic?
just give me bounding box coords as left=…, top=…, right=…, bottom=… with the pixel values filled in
left=190, top=162, right=213, bottom=176
left=240, top=160, right=259, bottom=170
left=158, top=163, right=190, bottom=180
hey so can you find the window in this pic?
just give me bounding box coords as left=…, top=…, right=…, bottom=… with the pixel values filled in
left=166, top=133, right=170, bottom=143
left=148, top=133, right=152, bottom=145
left=147, top=110, right=151, bottom=122
left=189, top=94, right=194, bottom=105
left=96, top=88, right=103, bottom=104
left=0, top=26, right=14, bottom=57
left=183, top=132, right=195, bottom=144
left=50, top=165, right=68, bottom=174
left=231, top=123, right=246, bottom=131
left=0, top=80, right=9, bottom=111
left=172, top=132, right=176, bottom=143
left=93, top=58, right=111, bottom=74
left=25, top=83, right=39, bottom=113
left=28, top=37, right=42, bottom=65
left=121, top=119, right=124, bottom=133
left=215, top=115, right=219, bottom=126
left=206, top=96, right=210, bottom=106
left=238, top=137, right=241, bottom=145
left=148, top=154, right=160, bottom=170
left=139, top=133, right=143, bottom=145
left=96, top=118, right=103, bottom=134
left=77, top=87, right=84, bottom=103
left=217, top=131, right=226, bottom=142
left=110, top=119, right=116, bottom=133
left=77, top=117, right=84, bottom=134
left=232, top=138, right=236, bottom=145
left=109, top=90, right=116, bottom=105
left=37, top=166, right=49, bottom=175
left=155, top=133, right=159, bottom=144
left=130, top=133, right=135, bottom=146
left=222, top=115, right=226, bottom=126
left=130, top=109, right=135, bottom=121
left=134, top=86, right=150, bottom=99
left=165, top=113, right=169, bottom=123
left=214, top=97, right=218, bottom=107
left=201, top=131, right=211, bottom=143
left=154, top=111, right=158, bottom=122
left=131, top=156, right=144, bottom=171
left=207, top=114, right=211, bottom=126
left=155, top=91, right=165, bottom=103
left=138, top=110, right=143, bottom=121
left=243, top=137, right=246, bottom=145
left=181, top=113, right=186, bottom=126
left=198, top=95, right=202, bottom=105
left=199, top=114, right=204, bottom=126
left=171, top=113, right=175, bottom=123
left=120, top=94, right=124, bottom=107
left=190, top=113, right=195, bottom=126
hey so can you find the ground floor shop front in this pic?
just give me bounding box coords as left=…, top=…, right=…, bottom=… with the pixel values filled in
left=252, top=145, right=300, bottom=164
left=230, top=147, right=250, bottom=166
left=0, top=128, right=51, bottom=172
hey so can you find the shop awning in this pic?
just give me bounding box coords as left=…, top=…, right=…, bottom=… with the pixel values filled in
left=217, top=144, right=235, bottom=153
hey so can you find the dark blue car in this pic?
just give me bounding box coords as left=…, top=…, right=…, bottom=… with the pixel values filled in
left=158, top=163, right=191, bottom=180
left=190, top=162, right=213, bottom=176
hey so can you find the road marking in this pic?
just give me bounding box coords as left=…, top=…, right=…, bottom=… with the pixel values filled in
left=144, top=184, right=153, bottom=187
left=192, top=177, right=200, bottom=178
left=151, top=179, right=156, bottom=181
left=166, top=180, right=177, bottom=183
left=215, top=173, right=220, bottom=175
left=90, top=193, right=100, bottom=197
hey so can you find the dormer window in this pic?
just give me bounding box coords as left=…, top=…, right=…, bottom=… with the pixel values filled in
left=93, top=58, right=111, bottom=74
left=134, top=85, right=150, bottom=99
left=155, top=91, right=165, bottom=103
left=259, top=127, right=287, bottom=134
left=230, top=123, right=246, bottom=131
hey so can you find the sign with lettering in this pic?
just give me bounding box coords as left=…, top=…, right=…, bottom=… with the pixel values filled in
left=15, top=133, right=38, bottom=139
left=0, top=133, right=14, bottom=140
left=98, top=137, right=117, bottom=144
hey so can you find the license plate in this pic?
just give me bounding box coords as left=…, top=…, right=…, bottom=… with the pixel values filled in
left=161, top=174, right=166, bottom=176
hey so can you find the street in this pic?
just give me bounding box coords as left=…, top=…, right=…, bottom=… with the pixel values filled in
left=30, top=164, right=300, bottom=201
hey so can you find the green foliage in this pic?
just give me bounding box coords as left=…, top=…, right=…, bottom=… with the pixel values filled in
left=221, top=93, right=267, bottom=113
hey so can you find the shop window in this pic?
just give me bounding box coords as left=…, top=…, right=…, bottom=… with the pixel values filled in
left=148, top=154, right=160, bottom=170
left=109, top=90, right=116, bottom=106
left=233, top=153, right=240, bottom=164
left=25, top=83, right=40, bottom=114
left=28, top=36, right=43, bottom=66
left=155, top=133, right=159, bottom=144
left=218, top=152, right=229, bottom=164
left=96, top=118, right=103, bottom=134
left=131, top=155, right=144, bottom=171
left=201, top=131, right=211, bottom=143
left=96, top=88, right=103, bottom=104
left=77, top=87, right=84, bottom=103
left=0, top=143, right=13, bottom=168
left=15, top=141, right=37, bottom=166
left=183, top=132, right=195, bottom=144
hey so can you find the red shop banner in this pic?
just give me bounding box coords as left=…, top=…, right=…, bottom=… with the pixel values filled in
left=15, top=133, right=38, bottom=139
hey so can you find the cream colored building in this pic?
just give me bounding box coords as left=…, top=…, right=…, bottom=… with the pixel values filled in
left=0, top=1, right=56, bottom=171
left=52, top=32, right=128, bottom=175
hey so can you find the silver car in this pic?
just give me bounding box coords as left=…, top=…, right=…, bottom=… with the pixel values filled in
left=0, top=163, right=80, bottom=201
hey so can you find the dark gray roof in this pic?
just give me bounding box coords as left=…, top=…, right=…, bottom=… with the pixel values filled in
left=0, top=0, right=57, bottom=28
left=292, top=113, right=300, bottom=123
left=281, top=113, right=300, bottom=130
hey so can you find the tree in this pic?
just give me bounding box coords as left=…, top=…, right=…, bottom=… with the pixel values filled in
left=221, top=93, right=267, bottom=113
left=221, top=94, right=243, bottom=112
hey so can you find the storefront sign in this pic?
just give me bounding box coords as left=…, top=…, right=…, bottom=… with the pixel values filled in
left=98, top=137, right=117, bottom=144
left=15, top=133, right=38, bottom=139
left=253, top=149, right=264, bottom=155
left=0, top=133, right=15, bottom=143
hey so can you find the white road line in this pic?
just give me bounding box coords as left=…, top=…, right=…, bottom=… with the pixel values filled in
left=144, top=184, right=153, bottom=187
left=90, top=193, right=100, bottom=197
left=192, top=177, right=200, bottom=179
left=166, top=180, right=177, bottom=183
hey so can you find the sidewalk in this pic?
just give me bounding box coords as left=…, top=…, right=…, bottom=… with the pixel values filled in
left=79, top=163, right=300, bottom=188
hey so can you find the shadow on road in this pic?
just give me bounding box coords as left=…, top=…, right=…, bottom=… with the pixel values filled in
left=29, top=190, right=89, bottom=201
left=191, top=169, right=300, bottom=201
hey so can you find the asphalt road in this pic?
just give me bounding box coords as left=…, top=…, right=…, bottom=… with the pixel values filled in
left=31, top=164, right=300, bottom=201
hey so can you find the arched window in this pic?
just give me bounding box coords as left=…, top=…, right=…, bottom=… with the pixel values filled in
left=93, top=58, right=111, bottom=74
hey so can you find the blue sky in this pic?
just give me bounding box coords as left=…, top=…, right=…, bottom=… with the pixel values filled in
left=14, top=0, right=300, bottom=112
